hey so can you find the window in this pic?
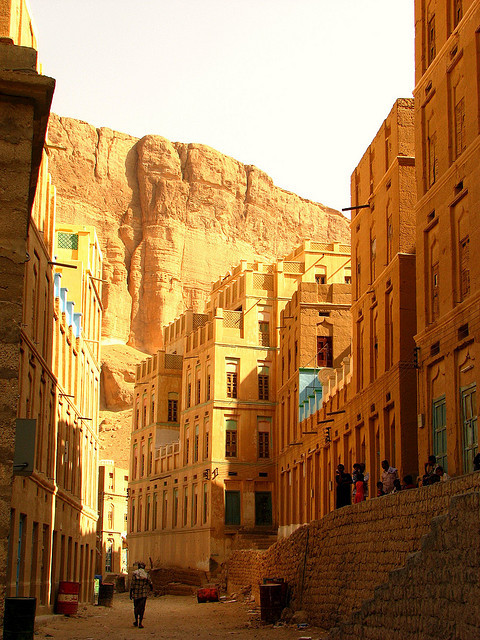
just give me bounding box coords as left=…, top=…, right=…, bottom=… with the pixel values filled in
left=204, top=428, right=209, bottom=459
left=186, top=376, right=192, bottom=408
left=162, top=491, right=168, bottom=529
left=432, top=396, right=447, bottom=471
left=370, top=235, right=376, bottom=282
left=454, top=97, right=466, bottom=159
left=427, top=15, right=436, bottom=65
left=258, top=310, right=270, bottom=347
left=135, top=398, right=140, bottom=429
left=317, top=336, right=333, bottom=368
left=258, top=366, right=269, bottom=400
left=225, top=420, right=237, bottom=457
left=105, top=541, right=113, bottom=573
left=147, top=437, right=153, bottom=475
left=225, top=491, right=241, bottom=525
left=386, top=215, right=393, bottom=264
left=196, top=379, right=201, bottom=405
left=152, top=494, right=157, bottom=530
left=107, top=506, right=114, bottom=529
left=226, top=360, right=238, bottom=398
left=255, top=492, right=272, bottom=526
left=258, top=321, right=270, bottom=346
left=194, top=425, right=199, bottom=462
left=191, top=485, right=198, bottom=526
left=167, top=393, right=178, bottom=422
left=258, top=419, right=271, bottom=459
left=183, top=488, right=188, bottom=526
left=145, top=495, right=150, bottom=530
left=173, top=488, right=179, bottom=527
left=461, top=385, right=477, bottom=473
left=460, top=236, right=470, bottom=300
left=370, top=309, right=379, bottom=383
left=132, top=444, right=138, bottom=480
left=315, top=273, right=326, bottom=284
left=203, top=484, right=208, bottom=523
left=431, top=262, right=440, bottom=321
left=206, top=367, right=211, bottom=401
left=185, top=431, right=190, bottom=465
left=454, top=0, right=462, bottom=28
left=427, top=130, right=437, bottom=187
left=356, top=257, right=361, bottom=298
left=57, top=231, right=78, bottom=250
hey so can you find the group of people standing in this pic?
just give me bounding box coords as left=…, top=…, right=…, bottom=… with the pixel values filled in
left=335, top=457, right=447, bottom=509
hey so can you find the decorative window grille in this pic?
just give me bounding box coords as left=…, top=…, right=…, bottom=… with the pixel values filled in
left=253, top=273, right=274, bottom=289
left=283, top=262, right=304, bottom=274
left=58, top=232, right=78, bottom=250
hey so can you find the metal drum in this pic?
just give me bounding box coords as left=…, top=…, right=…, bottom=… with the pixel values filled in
left=259, top=583, right=284, bottom=624
left=98, top=582, right=114, bottom=607
left=3, top=596, right=36, bottom=640
left=56, top=582, right=80, bottom=615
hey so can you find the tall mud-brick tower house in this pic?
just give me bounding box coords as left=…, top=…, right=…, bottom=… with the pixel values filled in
left=414, top=0, right=479, bottom=475
left=128, top=242, right=351, bottom=571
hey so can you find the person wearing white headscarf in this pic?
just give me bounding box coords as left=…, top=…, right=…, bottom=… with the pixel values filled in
left=130, top=562, right=153, bottom=628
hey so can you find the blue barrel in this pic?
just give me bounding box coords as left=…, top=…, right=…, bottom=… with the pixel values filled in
left=3, top=597, right=36, bottom=640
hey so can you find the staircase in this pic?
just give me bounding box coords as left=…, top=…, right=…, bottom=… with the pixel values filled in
left=231, top=529, right=278, bottom=551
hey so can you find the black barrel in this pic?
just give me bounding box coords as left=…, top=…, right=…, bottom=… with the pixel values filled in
left=259, top=584, right=283, bottom=624
left=97, top=582, right=114, bottom=607
left=3, top=597, right=36, bottom=640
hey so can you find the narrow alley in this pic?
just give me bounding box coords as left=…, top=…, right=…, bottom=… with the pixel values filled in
left=35, top=593, right=326, bottom=640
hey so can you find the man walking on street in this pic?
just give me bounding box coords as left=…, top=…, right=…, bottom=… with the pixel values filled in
left=130, top=561, right=153, bottom=628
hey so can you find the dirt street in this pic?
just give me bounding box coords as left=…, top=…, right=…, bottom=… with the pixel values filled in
left=36, top=593, right=327, bottom=640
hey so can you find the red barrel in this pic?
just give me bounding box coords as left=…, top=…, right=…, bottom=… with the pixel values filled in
left=56, top=581, right=80, bottom=615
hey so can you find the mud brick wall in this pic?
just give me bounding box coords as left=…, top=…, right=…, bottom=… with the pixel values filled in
left=227, top=472, right=480, bottom=629
left=329, top=491, right=480, bottom=640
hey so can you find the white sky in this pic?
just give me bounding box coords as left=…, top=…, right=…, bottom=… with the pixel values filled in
left=28, top=0, right=414, bottom=213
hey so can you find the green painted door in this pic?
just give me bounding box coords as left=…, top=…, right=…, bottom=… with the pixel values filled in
left=461, top=384, right=477, bottom=473
left=225, top=491, right=241, bottom=525
left=432, top=395, right=447, bottom=471
left=255, top=491, right=272, bottom=526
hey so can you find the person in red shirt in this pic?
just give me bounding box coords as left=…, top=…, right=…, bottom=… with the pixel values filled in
left=354, top=472, right=365, bottom=503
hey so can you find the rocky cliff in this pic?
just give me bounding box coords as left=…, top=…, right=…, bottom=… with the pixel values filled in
left=46, top=114, right=350, bottom=354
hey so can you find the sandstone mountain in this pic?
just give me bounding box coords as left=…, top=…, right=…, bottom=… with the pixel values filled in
left=46, top=114, right=350, bottom=465
left=46, top=114, right=350, bottom=354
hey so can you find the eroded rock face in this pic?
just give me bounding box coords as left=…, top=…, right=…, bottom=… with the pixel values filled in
left=47, top=114, right=350, bottom=353
left=100, top=344, right=148, bottom=411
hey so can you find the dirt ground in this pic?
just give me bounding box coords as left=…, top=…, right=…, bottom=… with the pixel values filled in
left=36, top=593, right=327, bottom=640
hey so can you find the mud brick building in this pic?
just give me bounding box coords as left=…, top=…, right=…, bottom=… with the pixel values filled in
left=294, top=99, right=418, bottom=518
left=127, top=242, right=351, bottom=570
left=413, top=0, right=479, bottom=475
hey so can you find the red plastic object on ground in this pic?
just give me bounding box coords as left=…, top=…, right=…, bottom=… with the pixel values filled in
left=56, top=581, right=80, bottom=615
left=197, top=587, right=219, bottom=603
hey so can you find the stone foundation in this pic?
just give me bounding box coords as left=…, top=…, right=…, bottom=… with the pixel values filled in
left=227, top=472, right=480, bottom=631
